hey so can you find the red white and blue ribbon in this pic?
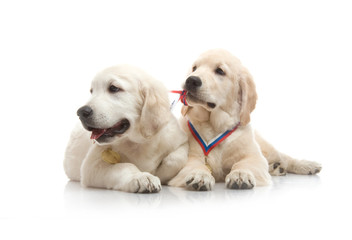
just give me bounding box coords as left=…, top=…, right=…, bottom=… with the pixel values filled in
left=187, top=120, right=240, bottom=156
left=170, top=90, right=188, bottom=109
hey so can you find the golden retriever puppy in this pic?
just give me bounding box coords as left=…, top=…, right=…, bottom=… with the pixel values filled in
left=64, top=65, right=188, bottom=193
left=169, top=49, right=321, bottom=191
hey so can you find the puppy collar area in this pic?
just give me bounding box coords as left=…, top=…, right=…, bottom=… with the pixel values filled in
left=170, top=90, right=188, bottom=110
left=187, top=120, right=240, bottom=157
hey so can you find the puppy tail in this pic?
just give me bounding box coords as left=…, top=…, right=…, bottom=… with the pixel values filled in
left=254, top=131, right=322, bottom=176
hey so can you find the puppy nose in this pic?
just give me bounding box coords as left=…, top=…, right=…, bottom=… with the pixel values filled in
left=185, top=76, right=202, bottom=91
left=77, top=105, right=93, bottom=119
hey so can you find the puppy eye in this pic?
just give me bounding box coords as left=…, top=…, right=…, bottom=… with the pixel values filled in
left=108, top=85, right=120, bottom=93
left=90, top=89, right=93, bottom=94
left=192, top=66, right=197, bottom=72
left=215, top=67, right=225, bottom=76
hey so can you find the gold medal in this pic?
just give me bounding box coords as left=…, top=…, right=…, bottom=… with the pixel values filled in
left=205, top=157, right=212, bottom=173
left=101, top=148, right=121, bottom=164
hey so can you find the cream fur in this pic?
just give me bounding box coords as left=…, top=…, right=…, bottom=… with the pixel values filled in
left=169, top=49, right=321, bottom=191
left=64, top=65, right=188, bottom=193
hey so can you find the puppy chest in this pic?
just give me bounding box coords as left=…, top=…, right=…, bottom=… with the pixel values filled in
left=194, top=141, right=239, bottom=181
left=206, top=148, right=227, bottom=181
left=111, top=146, right=162, bottom=173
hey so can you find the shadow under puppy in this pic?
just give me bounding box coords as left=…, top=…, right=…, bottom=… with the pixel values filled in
left=169, top=49, right=322, bottom=191
left=64, top=65, right=188, bottom=193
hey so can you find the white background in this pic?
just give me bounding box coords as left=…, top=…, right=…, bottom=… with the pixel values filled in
left=1, top=0, right=352, bottom=239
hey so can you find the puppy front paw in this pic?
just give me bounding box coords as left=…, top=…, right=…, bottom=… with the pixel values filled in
left=185, top=171, right=215, bottom=191
left=225, top=170, right=256, bottom=189
left=128, top=172, right=161, bottom=193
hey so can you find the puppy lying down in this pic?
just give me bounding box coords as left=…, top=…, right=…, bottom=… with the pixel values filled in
left=169, top=49, right=322, bottom=191
left=64, top=65, right=188, bottom=193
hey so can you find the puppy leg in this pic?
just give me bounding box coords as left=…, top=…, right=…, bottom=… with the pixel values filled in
left=168, top=157, right=215, bottom=191
left=225, top=155, right=271, bottom=189
left=81, top=146, right=161, bottom=193
left=155, top=142, right=188, bottom=184
left=64, top=124, right=91, bottom=181
left=255, top=131, right=322, bottom=175
left=282, top=153, right=322, bottom=175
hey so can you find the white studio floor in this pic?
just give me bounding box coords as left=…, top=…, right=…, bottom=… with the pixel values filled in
left=1, top=160, right=351, bottom=240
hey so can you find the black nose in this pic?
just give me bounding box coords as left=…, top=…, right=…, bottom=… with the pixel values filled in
left=185, top=76, right=202, bottom=91
left=77, top=105, right=93, bottom=119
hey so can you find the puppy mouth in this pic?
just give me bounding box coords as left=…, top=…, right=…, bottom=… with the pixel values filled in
left=88, top=119, right=130, bottom=141
left=186, top=91, right=216, bottom=109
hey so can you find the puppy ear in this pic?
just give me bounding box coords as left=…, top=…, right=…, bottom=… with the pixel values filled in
left=238, top=68, right=257, bottom=126
left=181, top=105, right=190, bottom=116
left=140, top=84, right=171, bottom=138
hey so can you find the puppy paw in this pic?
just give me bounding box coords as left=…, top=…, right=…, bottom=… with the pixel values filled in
left=225, top=170, right=256, bottom=189
left=185, top=171, right=215, bottom=191
left=128, top=172, right=161, bottom=193
left=269, top=162, right=287, bottom=176
left=291, top=160, right=322, bottom=175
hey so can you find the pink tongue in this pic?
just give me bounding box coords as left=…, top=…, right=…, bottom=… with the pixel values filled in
left=90, top=129, right=107, bottom=140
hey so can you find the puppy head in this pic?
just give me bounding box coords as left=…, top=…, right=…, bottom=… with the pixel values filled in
left=77, top=65, right=170, bottom=144
left=183, top=49, right=257, bottom=126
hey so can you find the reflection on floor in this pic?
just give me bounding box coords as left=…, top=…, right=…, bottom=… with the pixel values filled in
left=64, top=174, right=323, bottom=216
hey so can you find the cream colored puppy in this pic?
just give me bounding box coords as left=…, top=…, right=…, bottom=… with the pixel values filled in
left=64, top=65, right=188, bottom=193
left=169, top=49, right=321, bottom=191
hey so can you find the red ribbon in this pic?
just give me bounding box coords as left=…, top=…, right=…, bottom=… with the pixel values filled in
left=170, top=90, right=188, bottom=106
